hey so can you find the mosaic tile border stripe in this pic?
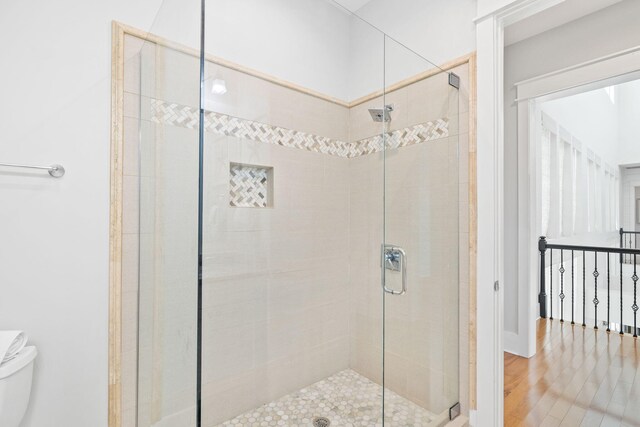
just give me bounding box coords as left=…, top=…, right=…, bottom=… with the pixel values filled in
left=351, top=119, right=449, bottom=157
left=150, top=99, right=449, bottom=158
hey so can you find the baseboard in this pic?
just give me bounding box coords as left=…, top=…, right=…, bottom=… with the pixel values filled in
left=503, top=330, right=530, bottom=357
left=468, top=410, right=477, bottom=426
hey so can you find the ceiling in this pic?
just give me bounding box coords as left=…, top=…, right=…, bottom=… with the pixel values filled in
left=505, top=0, right=624, bottom=46
left=334, top=0, right=624, bottom=48
left=332, top=0, right=372, bottom=13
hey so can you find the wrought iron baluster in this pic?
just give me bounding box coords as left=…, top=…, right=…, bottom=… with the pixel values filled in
left=560, top=250, right=565, bottom=322
left=539, top=237, right=547, bottom=318
left=593, top=252, right=599, bottom=329
left=620, top=228, right=624, bottom=249
left=607, top=253, right=610, bottom=332
left=583, top=250, right=586, bottom=327
left=633, top=254, right=638, bottom=338
left=571, top=250, right=575, bottom=325
left=550, top=249, right=553, bottom=320
left=620, top=229, right=624, bottom=266
left=621, top=248, right=624, bottom=336
left=538, top=238, right=640, bottom=335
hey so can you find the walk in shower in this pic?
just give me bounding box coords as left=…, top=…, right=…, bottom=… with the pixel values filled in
left=120, top=1, right=468, bottom=425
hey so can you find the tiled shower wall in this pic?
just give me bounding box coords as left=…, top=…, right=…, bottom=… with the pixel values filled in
left=348, top=64, right=471, bottom=416
left=121, top=34, right=471, bottom=427
left=197, top=80, right=352, bottom=425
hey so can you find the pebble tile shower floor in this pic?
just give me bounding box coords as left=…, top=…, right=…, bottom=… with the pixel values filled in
left=216, top=369, right=437, bottom=426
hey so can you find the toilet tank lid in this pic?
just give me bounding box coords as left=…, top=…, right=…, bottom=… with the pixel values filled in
left=0, top=346, right=37, bottom=379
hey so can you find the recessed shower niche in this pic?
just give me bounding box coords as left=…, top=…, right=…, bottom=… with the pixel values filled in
left=229, top=163, right=273, bottom=208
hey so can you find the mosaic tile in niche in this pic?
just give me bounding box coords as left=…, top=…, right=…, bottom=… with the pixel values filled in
left=229, top=163, right=272, bottom=208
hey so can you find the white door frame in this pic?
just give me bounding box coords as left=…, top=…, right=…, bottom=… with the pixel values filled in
left=474, top=0, right=565, bottom=425
left=475, top=0, right=640, bottom=423
left=514, top=44, right=640, bottom=360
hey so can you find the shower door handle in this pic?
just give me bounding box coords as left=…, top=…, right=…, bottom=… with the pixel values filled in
left=381, top=244, right=407, bottom=295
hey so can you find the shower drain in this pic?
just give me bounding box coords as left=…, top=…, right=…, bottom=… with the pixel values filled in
left=312, top=416, right=331, bottom=427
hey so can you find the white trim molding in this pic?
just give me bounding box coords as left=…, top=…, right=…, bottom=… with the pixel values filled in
left=515, top=45, right=640, bottom=102
left=474, top=0, right=568, bottom=425
left=475, top=14, right=504, bottom=427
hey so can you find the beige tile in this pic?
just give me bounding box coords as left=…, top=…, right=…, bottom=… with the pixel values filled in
left=124, top=91, right=140, bottom=119
left=124, top=53, right=141, bottom=96
left=121, top=233, right=139, bottom=294
left=123, top=117, right=140, bottom=177
left=122, top=175, right=139, bottom=234
left=406, top=74, right=450, bottom=125
left=121, top=348, right=138, bottom=409
left=349, top=96, right=388, bottom=142
left=156, top=45, right=199, bottom=107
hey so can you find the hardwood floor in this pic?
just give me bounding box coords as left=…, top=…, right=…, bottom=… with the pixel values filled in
left=504, top=319, right=640, bottom=427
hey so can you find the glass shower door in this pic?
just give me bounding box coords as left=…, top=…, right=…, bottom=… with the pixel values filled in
left=381, top=36, right=460, bottom=426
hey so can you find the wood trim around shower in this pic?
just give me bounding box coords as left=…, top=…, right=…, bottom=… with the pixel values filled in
left=109, top=20, right=125, bottom=427
left=108, top=20, right=478, bottom=426
left=468, top=51, right=478, bottom=412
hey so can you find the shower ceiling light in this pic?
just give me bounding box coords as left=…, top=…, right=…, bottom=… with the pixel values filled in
left=211, top=78, right=227, bottom=95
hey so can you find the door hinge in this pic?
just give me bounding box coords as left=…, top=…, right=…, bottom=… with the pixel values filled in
left=448, top=72, right=460, bottom=89
left=494, top=280, right=500, bottom=291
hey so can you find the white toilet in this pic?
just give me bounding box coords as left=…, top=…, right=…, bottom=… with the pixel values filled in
left=0, top=346, right=37, bottom=427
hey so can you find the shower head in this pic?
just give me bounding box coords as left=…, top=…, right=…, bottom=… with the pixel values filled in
left=368, top=104, right=394, bottom=122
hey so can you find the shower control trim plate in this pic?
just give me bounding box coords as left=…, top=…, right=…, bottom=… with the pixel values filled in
left=381, top=244, right=407, bottom=295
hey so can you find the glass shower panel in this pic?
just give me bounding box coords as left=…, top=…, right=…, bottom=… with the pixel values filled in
left=382, top=37, right=460, bottom=425
left=129, top=1, right=202, bottom=425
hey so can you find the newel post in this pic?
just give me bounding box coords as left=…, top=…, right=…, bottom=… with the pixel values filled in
left=539, top=236, right=548, bottom=318
left=620, top=228, right=624, bottom=265
left=620, top=228, right=624, bottom=248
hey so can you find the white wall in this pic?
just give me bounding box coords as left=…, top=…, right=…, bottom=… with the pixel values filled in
left=618, top=80, right=640, bottom=165
left=341, top=0, right=477, bottom=100
left=204, top=0, right=352, bottom=101
left=204, top=0, right=477, bottom=103
left=354, top=0, right=477, bottom=67
left=541, top=89, right=620, bottom=167
left=178, top=0, right=476, bottom=103
left=0, top=2, right=165, bottom=427
left=503, top=0, right=640, bottom=351
left=620, top=168, right=640, bottom=232
left=540, top=79, right=640, bottom=170
left=204, top=0, right=479, bottom=103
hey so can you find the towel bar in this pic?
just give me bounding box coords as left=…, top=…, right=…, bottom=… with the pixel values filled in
left=0, top=162, right=65, bottom=178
